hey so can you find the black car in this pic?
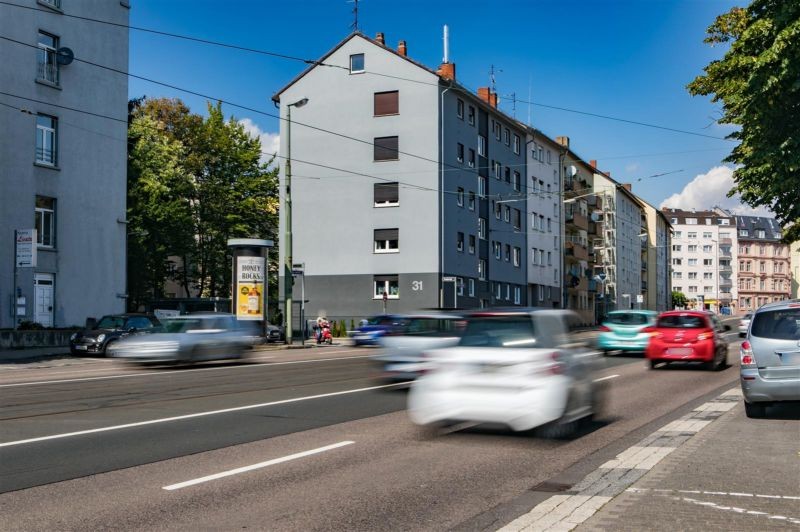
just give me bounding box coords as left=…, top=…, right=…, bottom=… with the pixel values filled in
left=266, top=322, right=285, bottom=343
left=70, top=314, right=160, bottom=356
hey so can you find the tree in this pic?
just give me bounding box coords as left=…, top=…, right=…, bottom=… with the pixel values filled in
left=688, top=1, right=800, bottom=241
left=672, top=291, right=688, bottom=309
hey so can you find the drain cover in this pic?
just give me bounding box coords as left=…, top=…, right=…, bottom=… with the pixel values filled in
left=531, top=481, right=572, bottom=493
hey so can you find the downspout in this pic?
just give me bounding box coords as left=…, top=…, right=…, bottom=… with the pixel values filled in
left=440, top=82, right=452, bottom=308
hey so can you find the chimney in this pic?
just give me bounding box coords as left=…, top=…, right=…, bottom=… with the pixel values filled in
left=437, top=62, right=456, bottom=81
left=477, top=87, right=498, bottom=108
left=375, top=32, right=385, bottom=45
left=589, top=160, right=597, bottom=169
left=397, top=40, right=407, bottom=57
left=622, top=183, right=632, bottom=191
left=556, top=136, right=570, bottom=148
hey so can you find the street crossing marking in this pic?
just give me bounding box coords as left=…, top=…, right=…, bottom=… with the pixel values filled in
left=162, top=441, right=355, bottom=490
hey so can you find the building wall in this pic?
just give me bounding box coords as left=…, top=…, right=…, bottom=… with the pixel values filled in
left=791, top=241, right=800, bottom=299
left=643, top=203, right=672, bottom=311
left=735, top=216, right=791, bottom=312
left=0, top=0, right=129, bottom=328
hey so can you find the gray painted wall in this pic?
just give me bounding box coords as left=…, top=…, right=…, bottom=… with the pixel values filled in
left=0, top=0, right=129, bottom=328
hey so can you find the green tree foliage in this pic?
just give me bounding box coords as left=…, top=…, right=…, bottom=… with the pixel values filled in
left=688, top=1, right=800, bottom=241
left=672, top=291, right=688, bottom=309
left=127, top=98, right=279, bottom=309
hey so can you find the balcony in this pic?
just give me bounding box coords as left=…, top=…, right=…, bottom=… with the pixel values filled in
left=720, top=238, right=732, bottom=245
left=565, top=241, right=588, bottom=261
left=719, top=265, right=732, bottom=272
left=641, top=280, right=648, bottom=291
left=566, top=211, right=588, bottom=229
left=720, top=279, right=733, bottom=287
left=719, top=249, right=732, bottom=258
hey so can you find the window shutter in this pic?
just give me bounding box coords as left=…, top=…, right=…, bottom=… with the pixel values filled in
left=374, top=91, right=399, bottom=116
left=374, top=228, right=399, bottom=241
left=374, top=182, right=398, bottom=203
left=374, top=136, right=399, bottom=161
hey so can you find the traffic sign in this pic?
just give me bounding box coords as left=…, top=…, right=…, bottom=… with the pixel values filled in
left=442, top=276, right=456, bottom=282
left=292, top=269, right=304, bottom=277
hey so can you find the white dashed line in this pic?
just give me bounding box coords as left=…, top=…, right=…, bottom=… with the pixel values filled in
left=592, top=374, right=620, bottom=383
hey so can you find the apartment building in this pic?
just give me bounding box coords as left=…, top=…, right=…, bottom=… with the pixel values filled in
left=0, top=0, right=129, bottom=328
left=272, top=32, right=530, bottom=324
left=791, top=241, right=800, bottom=298
left=664, top=209, right=737, bottom=312
left=641, top=201, right=672, bottom=311
left=525, top=130, right=561, bottom=308
left=735, top=215, right=791, bottom=312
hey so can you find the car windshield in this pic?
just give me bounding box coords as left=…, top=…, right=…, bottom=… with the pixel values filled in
left=160, top=318, right=207, bottom=333
left=459, top=315, right=536, bottom=348
left=95, top=316, right=125, bottom=329
left=605, top=313, right=650, bottom=326
left=367, top=316, right=403, bottom=327
left=750, top=309, right=800, bottom=340
left=742, top=314, right=752, bottom=320
left=405, top=318, right=458, bottom=337
left=656, top=315, right=707, bottom=329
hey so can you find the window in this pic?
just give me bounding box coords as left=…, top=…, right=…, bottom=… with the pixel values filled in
left=37, top=31, right=59, bottom=84
left=702, top=232, right=712, bottom=239
left=374, top=182, right=399, bottom=206
left=457, top=99, right=464, bottom=119
left=513, top=135, right=520, bottom=154
left=504, top=205, right=510, bottom=222
left=513, top=171, right=521, bottom=191
left=495, top=202, right=501, bottom=219
left=494, top=241, right=501, bottom=259
left=759, top=245, right=765, bottom=255
left=468, top=234, right=475, bottom=254
left=35, top=196, right=55, bottom=248
left=468, top=191, right=476, bottom=210
left=468, top=278, right=475, bottom=297
left=479, top=217, right=487, bottom=239
left=704, top=285, right=713, bottom=293
left=494, top=282, right=501, bottom=299
left=674, top=286, right=682, bottom=292
left=501, top=128, right=510, bottom=146
left=688, top=232, right=697, bottom=239
left=673, top=272, right=682, bottom=279
left=673, top=258, right=682, bottom=265
left=457, top=278, right=464, bottom=296
left=504, top=167, right=511, bottom=183
left=468, top=148, right=475, bottom=168
left=36, top=114, right=57, bottom=165
left=374, top=229, right=399, bottom=253
left=672, top=245, right=681, bottom=252
left=689, top=258, right=698, bottom=266
left=479, top=259, right=486, bottom=280
left=494, top=121, right=501, bottom=140
left=531, top=248, right=539, bottom=265
left=374, top=275, right=399, bottom=299
left=688, top=245, right=697, bottom=253
left=478, top=176, right=487, bottom=197
left=547, top=150, right=552, bottom=164
left=457, top=232, right=464, bottom=252
left=688, top=286, right=698, bottom=293
left=504, top=244, right=511, bottom=262
left=350, top=53, right=365, bottom=73
left=39, top=0, right=61, bottom=8
left=514, top=286, right=521, bottom=305
left=505, top=284, right=511, bottom=301
left=457, top=187, right=464, bottom=207
left=538, top=147, right=543, bottom=161
left=513, top=246, right=521, bottom=267
left=374, top=91, right=399, bottom=116
left=547, top=218, right=552, bottom=232
left=374, top=136, right=398, bottom=161
left=513, top=209, right=521, bottom=230
left=671, top=218, right=678, bottom=224
left=704, top=272, right=713, bottom=279
left=705, top=218, right=712, bottom=225
left=739, top=229, right=749, bottom=237
left=688, top=272, right=698, bottom=279
left=702, top=245, right=712, bottom=252
left=674, top=231, right=682, bottom=238
left=478, top=135, right=487, bottom=157
left=686, top=218, right=698, bottom=225
left=719, top=218, right=730, bottom=225
left=456, top=142, right=464, bottom=163
left=547, top=251, right=552, bottom=266
left=494, top=161, right=501, bottom=179
left=531, top=145, right=538, bottom=160
left=539, top=215, right=544, bottom=231
left=468, top=105, right=475, bottom=125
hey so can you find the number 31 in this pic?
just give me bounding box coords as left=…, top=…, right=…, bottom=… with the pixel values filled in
left=411, top=280, right=423, bottom=291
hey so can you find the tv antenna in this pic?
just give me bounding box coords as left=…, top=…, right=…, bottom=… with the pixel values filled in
left=489, top=64, right=502, bottom=93
left=348, top=0, right=360, bottom=32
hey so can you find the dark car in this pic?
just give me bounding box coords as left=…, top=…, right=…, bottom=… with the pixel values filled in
left=352, top=314, right=408, bottom=346
left=70, top=314, right=160, bottom=356
left=266, top=322, right=285, bottom=343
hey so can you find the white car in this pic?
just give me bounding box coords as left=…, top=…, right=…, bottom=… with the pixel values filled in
left=408, top=309, right=605, bottom=437
left=738, top=313, right=753, bottom=337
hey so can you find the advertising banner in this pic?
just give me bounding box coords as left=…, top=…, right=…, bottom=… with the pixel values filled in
left=235, top=256, right=265, bottom=320
left=15, top=229, right=37, bottom=268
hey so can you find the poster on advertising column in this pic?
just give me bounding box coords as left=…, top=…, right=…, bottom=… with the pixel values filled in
left=236, top=256, right=265, bottom=320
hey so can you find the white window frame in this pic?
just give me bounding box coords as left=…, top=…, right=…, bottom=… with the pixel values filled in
left=36, top=114, right=57, bottom=166
left=457, top=277, right=464, bottom=296
left=456, top=99, right=464, bottom=119
left=468, top=278, right=475, bottom=297
left=494, top=241, right=501, bottom=260
left=478, top=176, right=487, bottom=197
left=513, top=134, right=520, bottom=154
left=478, top=217, right=486, bottom=240
left=35, top=196, right=55, bottom=248
left=514, top=286, right=521, bottom=305
left=457, top=232, right=464, bottom=252
left=457, top=187, right=464, bottom=207
left=478, top=135, right=487, bottom=157
left=468, top=191, right=476, bottom=211
left=513, top=246, right=520, bottom=267
left=374, top=230, right=399, bottom=253
left=373, top=276, right=399, bottom=299
left=349, top=53, right=365, bottom=74
left=479, top=259, right=486, bottom=280
left=37, top=31, right=59, bottom=85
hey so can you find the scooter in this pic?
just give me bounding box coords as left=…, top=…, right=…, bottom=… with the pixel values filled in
left=317, top=325, right=333, bottom=345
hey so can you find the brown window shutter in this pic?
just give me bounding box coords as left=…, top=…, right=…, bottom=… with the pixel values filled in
left=374, top=136, right=399, bottom=161
left=374, top=91, right=399, bottom=116
left=374, top=228, right=399, bottom=241
left=374, top=182, right=399, bottom=203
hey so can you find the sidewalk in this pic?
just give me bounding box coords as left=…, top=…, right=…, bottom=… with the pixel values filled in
left=500, top=388, right=800, bottom=531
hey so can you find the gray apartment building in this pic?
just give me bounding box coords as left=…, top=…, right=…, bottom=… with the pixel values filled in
left=0, top=0, right=129, bottom=328
left=272, top=32, right=529, bottom=324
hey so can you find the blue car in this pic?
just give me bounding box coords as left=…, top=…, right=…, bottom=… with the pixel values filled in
left=352, top=314, right=407, bottom=346
left=597, top=310, right=657, bottom=354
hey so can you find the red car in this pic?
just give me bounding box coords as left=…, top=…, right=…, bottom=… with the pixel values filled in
left=645, top=311, right=730, bottom=370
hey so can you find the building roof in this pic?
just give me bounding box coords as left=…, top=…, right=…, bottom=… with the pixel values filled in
left=660, top=207, right=734, bottom=225
left=735, top=215, right=784, bottom=242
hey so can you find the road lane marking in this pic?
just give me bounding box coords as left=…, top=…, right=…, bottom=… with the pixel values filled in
left=593, top=374, right=619, bottom=383
left=627, top=487, right=800, bottom=500
left=0, top=355, right=375, bottom=388
left=0, top=382, right=406, bottom=448
left=162, top=441, right=354, bottom=490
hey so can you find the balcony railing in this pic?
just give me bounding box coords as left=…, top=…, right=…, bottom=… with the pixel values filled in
left=37, top=52, right=59, bottom=85
left=565, top=241, right=588, bottom=261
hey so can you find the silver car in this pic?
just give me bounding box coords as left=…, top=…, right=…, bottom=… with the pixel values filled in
left=740, top=300, right=800, bottom=417
left=737, top=313, right=752, bottom=338
left=110, top=313, right=250, bottom=364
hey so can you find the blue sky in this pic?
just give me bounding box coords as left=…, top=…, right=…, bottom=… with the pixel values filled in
left=128, top=0, right=759, bottom=212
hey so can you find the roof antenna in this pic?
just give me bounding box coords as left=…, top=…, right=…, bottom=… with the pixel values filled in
left=527, top=73, right=532, bottom=126
left=443, top=24, right=449, bottom=63
left=511, top=92, right=516, bottom=118
left=348, top=0, right=360, bottom=32
left=489, top=64, right=501, bottom=93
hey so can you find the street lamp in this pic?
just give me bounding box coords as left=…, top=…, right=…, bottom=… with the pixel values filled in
left=284, top=97, right=309, bottom=345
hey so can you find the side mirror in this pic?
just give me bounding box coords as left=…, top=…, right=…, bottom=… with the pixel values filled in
left=724, top=324, right=731, bottom=331
left=128, top=327, right=137, bottom=333
left=85, top=317, right=97, bottom=329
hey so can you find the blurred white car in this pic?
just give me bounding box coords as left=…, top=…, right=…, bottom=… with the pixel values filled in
left=110, top=313, right=250, bottom=364
left=738, top=313, right=753, bottom=337
left=408, top=309, right=605, bottom=437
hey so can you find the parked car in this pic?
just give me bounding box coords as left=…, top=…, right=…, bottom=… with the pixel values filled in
left=265, top=322, right=286, bottom=343
left=645, top=311, right=730, bottom=371
left=109, top=313, right=250, bottom=364
left=352, top=314, right=408, bottom=346
left=597, top=310, right=657, bottom=355
left=740, top=300, right=800, bottom=418
left=372, top=312, right=464, bottom=383
left=738, top=313, right=753, bottom=338
left=408, top=309, right=605, bottom=437
left=70, top=314, right=160, bottom=356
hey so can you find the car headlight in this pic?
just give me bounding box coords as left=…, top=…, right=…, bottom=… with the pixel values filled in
left=97, top=334, right=106, bottom=343
left=70, top=333, right=78, bottom=341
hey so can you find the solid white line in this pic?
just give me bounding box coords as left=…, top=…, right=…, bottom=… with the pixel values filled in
left=593, top=374, right=620, bottom=383
left=0, top=355, right=374, bottom=388
left=0, top=382, right=405, bottom=448
left=162, top=441, right=354, bottom=490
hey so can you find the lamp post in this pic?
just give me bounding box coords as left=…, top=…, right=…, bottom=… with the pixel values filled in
left=284, top=97, right=309, bottom=345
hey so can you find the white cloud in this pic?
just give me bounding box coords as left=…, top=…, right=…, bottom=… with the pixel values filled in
left=239, top=118, right=279, bottom=165
left=625, top=162, right=640, bottom=174
left=659, top=165, right=772, bottom=217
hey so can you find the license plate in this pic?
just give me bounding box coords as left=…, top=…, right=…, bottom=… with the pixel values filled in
left=666, top=347, right=692, bottom=356
left=75, top=345, right=88, bottom=351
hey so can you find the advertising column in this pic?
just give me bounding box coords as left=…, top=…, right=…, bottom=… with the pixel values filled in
left=227, top=238, right=274, bottom=339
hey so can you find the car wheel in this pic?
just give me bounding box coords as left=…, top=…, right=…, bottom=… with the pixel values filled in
left=738, top=333, right=745, bottom=338
left=537, top=419, right=579, bottom=440
left=744, top=401, right=767, bottom=418
left=101, top=340, right=116, bottom=357
left=649, top=359, right=660, bottom=370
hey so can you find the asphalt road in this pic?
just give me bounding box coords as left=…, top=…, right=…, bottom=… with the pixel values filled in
left=0, top=332, right=744, bottom=531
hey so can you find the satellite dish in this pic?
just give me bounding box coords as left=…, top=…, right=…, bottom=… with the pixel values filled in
left=590, top=211, right=601, bottom=222
left=56, top=47, right=74, bottom=66
left=567, top=165, right=578, bottom=178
